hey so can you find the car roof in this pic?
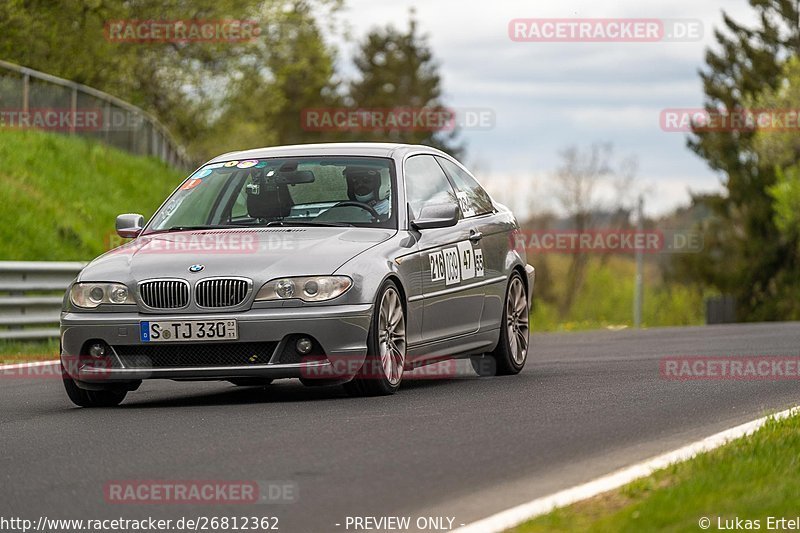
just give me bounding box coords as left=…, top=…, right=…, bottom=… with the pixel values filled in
left=205, top=142, right=449, bottom=164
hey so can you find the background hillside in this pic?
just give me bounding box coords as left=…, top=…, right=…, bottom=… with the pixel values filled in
left=0, top=129, right=184, bottom=261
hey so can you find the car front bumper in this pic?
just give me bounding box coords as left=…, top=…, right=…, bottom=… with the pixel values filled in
left=60, top=304, right=373, bottom=387
left=525, top=264, right=535, bottom=306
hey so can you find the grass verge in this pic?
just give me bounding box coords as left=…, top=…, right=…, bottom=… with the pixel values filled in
left=511, top=411, right=800, bottom=532
left=0, top=339, right=59, bottom=364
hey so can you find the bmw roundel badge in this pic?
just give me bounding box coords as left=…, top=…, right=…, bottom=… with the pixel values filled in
left=188, top=264, right=205, bottom=273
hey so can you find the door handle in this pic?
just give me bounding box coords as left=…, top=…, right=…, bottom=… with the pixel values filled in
left=469, top=230, right=483, bottom=243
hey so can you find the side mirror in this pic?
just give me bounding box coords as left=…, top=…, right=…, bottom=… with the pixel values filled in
left=410, top=204, right=459, bottom=230
left=116, top=213, right=145, bottom=239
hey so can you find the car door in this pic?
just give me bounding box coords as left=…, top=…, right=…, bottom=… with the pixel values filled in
left=404, top=154, right=484, bottom=345
left=435, top=156, right=511, bottom=332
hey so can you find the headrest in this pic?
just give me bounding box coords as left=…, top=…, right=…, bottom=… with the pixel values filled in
left=246, top=179, right=293, bottom=219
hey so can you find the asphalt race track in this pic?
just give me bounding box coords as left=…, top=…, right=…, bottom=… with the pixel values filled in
left=2, top=322, right=799, bottom=532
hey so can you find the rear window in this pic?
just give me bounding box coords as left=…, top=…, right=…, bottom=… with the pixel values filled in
left=436, top=157, right=494, bottom=217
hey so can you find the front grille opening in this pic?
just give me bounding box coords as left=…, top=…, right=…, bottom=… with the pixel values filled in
left=139, top=280, right=189, bottom=309
left=112, top=342, right=278, bottom=368
left=195, top=278, right=250, bottom=308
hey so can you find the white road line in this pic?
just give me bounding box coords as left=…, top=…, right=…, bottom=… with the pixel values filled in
left=0, top=360, right=59, bottom=370
left=454, top=405, right=800, bottom=533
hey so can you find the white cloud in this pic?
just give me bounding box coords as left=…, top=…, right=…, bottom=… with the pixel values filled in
left=480, top=170, right=723, bottom=222
left=337, top=0, right=759, bottom=214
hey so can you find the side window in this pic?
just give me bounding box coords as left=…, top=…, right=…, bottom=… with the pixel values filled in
left=404, top=155, right=458, bottom=219
left=436, top=157, right=494, bottom=217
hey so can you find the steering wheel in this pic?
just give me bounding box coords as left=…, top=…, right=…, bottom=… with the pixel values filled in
left=328, top=200, right=381, bottom=220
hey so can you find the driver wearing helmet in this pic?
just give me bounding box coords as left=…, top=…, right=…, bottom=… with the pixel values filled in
left=344, top=167, right=391, bottom=218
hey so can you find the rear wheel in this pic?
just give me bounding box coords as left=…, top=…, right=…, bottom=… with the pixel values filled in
left=478, top=272, right=529, bottom=376
left=62, top=365, right=127, bottom=407
left=344, top=280, right=406, bottom=396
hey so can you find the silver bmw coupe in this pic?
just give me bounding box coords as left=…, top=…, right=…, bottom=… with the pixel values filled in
left=60, top=143, right=534, bottom=406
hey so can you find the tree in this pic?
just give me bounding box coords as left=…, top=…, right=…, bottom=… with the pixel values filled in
left=748, top=58, right=800, bottom=319
left=553, top=143, right=638, bottom=317
left=0, top=0, right=342, bottom=160
left=193, top=1, right=343, bottom=155
left=684, top=0, right=800, bottom=320
left=250, top=0, right=344, bottom=146
left=752, top=57, right=800, bottom=238
left=347, top=10, right=462, bottom=156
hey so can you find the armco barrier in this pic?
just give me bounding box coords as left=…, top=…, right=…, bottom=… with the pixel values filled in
left=0, top=261, right=85, bottom=340
left=0, top=59, right=192, bottom=170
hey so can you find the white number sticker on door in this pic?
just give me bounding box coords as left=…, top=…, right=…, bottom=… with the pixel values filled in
left=457, top=241, right=476, bottom=280
left=474, top=248, right=485, bottom=277
left=429, top=251, right=445, bottom=282
left=456, top=191, right=476, bottom=218
left=443, top=247, right=461, bottom=286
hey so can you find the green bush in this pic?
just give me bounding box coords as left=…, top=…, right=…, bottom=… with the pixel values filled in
left=530, top=255, right=705, bottom=331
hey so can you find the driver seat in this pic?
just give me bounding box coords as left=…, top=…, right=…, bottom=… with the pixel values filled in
left=246, top=177, right=294, bottom=220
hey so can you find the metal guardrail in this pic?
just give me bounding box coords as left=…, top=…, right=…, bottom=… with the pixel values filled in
left=0, top=59, right=191, bottom=170
left=0, top=261, right=85, bottom=340
left=706, top=295, right=736, bottom=324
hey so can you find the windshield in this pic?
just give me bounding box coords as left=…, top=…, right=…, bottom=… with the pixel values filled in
left=146, top=156, right=396, bottom=232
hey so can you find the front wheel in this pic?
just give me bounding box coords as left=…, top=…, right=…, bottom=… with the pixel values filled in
left=344, top=280, right=406, bottom=396
left=483, top=272, right=529, bottom=376
left=62, top=365, right=127, bottom=407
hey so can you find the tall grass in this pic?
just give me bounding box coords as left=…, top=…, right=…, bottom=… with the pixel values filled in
left=530, top=255, right=706, bottom=331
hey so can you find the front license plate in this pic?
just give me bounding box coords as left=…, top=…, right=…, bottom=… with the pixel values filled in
left=140, top=320, right=238, bottom=342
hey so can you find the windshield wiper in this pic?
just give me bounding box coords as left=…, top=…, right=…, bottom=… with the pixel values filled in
left=273, top=220, right=355, bottom=228
left=160, top=224, right=250, bottom=232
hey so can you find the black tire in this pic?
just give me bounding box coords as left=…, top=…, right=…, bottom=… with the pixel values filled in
left=62, top=365, right=127, bottom=407
left=483, top=272, right=530, bottom=376
left=469, top=354, right=497, bottom=377
left=344, top=280, right=406, bottom=397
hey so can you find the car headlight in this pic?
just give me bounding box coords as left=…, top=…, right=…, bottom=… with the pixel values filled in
left=70, top=282, right=135, bottom=308
left=255, top=276, right=352, bottom=302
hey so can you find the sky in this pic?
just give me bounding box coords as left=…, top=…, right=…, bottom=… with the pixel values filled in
left=336, top=0, right=758, bottom=218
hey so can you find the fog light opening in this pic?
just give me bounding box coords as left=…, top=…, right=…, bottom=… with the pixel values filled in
left=296, top=337, right=313, bottom=355
left=88, top=342, right=108, bottom=359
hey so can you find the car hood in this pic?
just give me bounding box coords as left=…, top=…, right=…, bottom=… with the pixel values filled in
left=80, top=227, right=396, bottom=283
